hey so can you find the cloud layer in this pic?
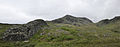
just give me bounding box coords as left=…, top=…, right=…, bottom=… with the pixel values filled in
left=0, top=0, right=120, bottom=24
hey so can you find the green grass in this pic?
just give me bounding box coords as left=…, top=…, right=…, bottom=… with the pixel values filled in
left=0, top=22, right=120, bottom=47
left=0, top=24, right=12, bottom=37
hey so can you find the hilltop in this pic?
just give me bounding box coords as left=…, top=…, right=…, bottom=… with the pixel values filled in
left=97, top=16, right=120, bottom=26
left=52, top=15, right=93, bottom=26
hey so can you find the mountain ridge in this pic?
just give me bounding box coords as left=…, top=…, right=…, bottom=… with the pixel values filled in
left=0, top=15, right=120, bottom=47
left=1, top=15, right=120, bottom=41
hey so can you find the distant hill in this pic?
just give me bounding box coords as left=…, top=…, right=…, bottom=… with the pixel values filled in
left=52, top=15, right=93, bottom=26
left=97, top=16, right=120, bottom=26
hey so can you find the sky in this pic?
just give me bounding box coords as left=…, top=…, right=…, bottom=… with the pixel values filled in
left=0, top=0, right=120, bottom=24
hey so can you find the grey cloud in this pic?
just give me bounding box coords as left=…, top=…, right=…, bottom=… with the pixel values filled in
left=0, top=0, right=120, bottom=24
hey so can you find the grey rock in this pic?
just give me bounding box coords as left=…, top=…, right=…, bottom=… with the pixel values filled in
left=2, top=19, right=48, bottom=41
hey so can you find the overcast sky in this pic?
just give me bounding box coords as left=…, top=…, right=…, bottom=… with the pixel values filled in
left=0, top=0, right=120, bottom=24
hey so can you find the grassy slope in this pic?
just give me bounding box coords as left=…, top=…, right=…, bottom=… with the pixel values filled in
left=0, top=22, right=120, bottom=47
left=0, top=24, right=12, bottom=37
left=0, top=24, right=14, bottom=46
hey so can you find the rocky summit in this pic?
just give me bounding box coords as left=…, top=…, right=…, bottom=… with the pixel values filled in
left=2, top=19, right=48, bottom=41
left=52, top=15, right=93, bottom=26
left=97, top=16, right=120, bottom=26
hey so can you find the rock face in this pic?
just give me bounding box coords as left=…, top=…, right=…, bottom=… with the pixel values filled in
left=2, top=19, right=48, bottom=41
left=52, top=15, right=93, bottom=26
left=97, top=16, right=120, bottom=26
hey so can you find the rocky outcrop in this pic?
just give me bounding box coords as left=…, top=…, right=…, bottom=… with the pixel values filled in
left=2, top=19, right=48, bottom=41
left=52, top=15, right=93, bottom=26
left=97, top=16, right=120, bottom=26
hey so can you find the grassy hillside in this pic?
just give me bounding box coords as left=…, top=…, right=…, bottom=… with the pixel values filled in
left=0, top=24, right=13, bottom=37
left=0, top=22, right=120, bottom=47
